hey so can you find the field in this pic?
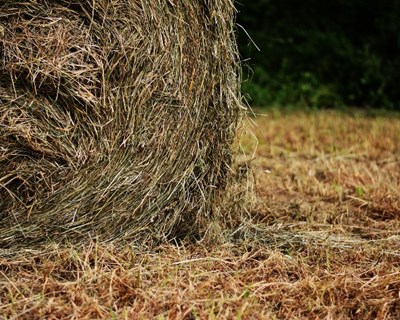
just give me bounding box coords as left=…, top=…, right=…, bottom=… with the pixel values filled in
left=1, top=110, right=399, bottom=319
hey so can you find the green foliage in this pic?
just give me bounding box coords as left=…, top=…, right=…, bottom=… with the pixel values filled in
left=238, top=0, right=400, bottom=109
left=356, top=186, right=365, bottom=198
left=243, top=67, right=342, bottom=108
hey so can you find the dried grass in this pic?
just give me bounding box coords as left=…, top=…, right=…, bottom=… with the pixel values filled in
left=0, top=110, right=399, bottom=319
left=0, top=241, right=399, bottom=319
left=0, top=0, right=244, bottom=248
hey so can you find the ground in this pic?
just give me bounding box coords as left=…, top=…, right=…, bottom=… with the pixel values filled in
left=1, top=109, right=399, bottom=319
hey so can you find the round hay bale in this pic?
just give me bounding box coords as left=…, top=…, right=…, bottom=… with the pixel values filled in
left=0, top=0, right=243, bottom=248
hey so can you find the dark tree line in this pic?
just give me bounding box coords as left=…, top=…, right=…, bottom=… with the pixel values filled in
left=237, top=0, right=400, bottom=109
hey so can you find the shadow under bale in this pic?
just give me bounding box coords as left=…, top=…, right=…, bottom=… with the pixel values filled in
left=0, top=0, right=244, bottom=248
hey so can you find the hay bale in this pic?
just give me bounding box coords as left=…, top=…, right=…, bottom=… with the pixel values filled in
left=0, top=0, right=243, bottom=248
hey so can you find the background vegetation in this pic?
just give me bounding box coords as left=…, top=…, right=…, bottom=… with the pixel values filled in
left=237, top=0, right=400, bottom=109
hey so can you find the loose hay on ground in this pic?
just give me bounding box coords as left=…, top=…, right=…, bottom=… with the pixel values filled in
left=0, top=0, right=244, bottom=248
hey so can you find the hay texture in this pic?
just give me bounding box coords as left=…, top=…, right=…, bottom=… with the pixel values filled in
left=0, top=0, right=243, bottom=248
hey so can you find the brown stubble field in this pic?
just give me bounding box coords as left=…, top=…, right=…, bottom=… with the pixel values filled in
left=1, top=110, right=400, bottom=319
